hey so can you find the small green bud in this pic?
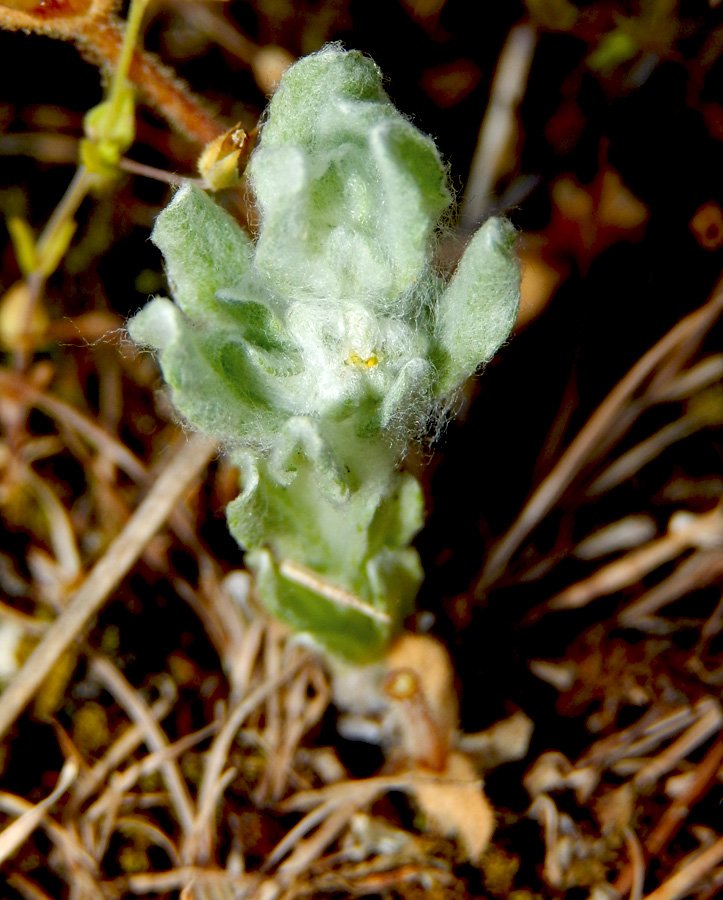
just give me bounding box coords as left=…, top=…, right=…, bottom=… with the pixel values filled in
left=81, top=86, right=136, bottom=178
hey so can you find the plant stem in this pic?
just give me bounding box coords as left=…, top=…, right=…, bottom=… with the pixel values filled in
left=104, top=0, right=149, bottom=130
left=14, top=165, right=94, bottom=371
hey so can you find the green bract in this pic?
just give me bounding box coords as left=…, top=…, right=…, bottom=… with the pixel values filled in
left=129, top=45, right=520, bottom=661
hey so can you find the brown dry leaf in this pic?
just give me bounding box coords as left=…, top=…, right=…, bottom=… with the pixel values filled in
left=386, top=633, right=458, bottom=740
left=384, top=634, right=458, bottom=771
left=595, top=783, right=635, bottom=833
left=549, top=164, right=649, bottom=266
left=410, top=750, right=495, bottom=861
left=384, top=636, right=496, bottom=858
left=458, top=710, right=534, bottom=769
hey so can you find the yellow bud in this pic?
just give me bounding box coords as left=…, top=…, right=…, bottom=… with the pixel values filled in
left=0, top=281, right=49, bottom=350
left=198, top=124, right=254, bottom=191
left=79, top=138, right=118, bottom=180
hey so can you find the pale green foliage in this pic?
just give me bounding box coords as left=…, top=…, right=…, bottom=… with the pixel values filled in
left=129, top=46, right=520, bottom=660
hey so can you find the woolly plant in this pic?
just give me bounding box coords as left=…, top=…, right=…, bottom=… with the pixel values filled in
left=129, top=46, right=520, bottom=662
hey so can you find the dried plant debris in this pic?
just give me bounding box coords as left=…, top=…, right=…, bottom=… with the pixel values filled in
left=4, top=1, right=723, bottom=899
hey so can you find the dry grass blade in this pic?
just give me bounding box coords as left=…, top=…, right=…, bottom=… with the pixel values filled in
left=587, top=414, right=714, bottom=496
left=479, top=283, right=723, bottom=591
left=275, top=803, right=357, bottom=883
left=69, top=680, right=176, bottom=812
left=654, top=354, right=723, bottom=403
left=615, top=737, right=723, bottom=897
left=115, top=814, right=181, bottom=866
left=631, top=698, right=723, bottom=792
left=114, top=866, right=260, bottom=896
left=618, top=549, right=723, bottom=628
left=22, top=466, right=82, bottom=586
left=264, top=663, right=330, bottom=804
left=0, top=369, right=148, bottom=484
left=460, top=21, right=538, bottom=228
left=647, top=738, right=723, bottom=855
left=624, top=826, right=646, bottom=900
left=82, top=720, right=219, bottom=827
left=264, top=782, right=384, bottom=872
left=642, top=835, right=723, bottom=900
left=0, top=600, right=48, bottom=636
left=0, top=758, right=78, bottom=866
left=595, top=705, right=702, bottom=767
left=549, top=528, right=694, bottom=612
left=278, top=561, right=392, bottom=624
left=267, top=766, right=490, bottom=877
left=185, top=648, right=312, bottom=865
left=547, top=506, right=723, bottom=612
left=0, top=789, right=100, bottom=891
left=277, top=775, right=411, bottom=815
left=88, top=655, right=197, bottom=846
left=1, top=366, right=214, bottom=555
left=0, top=432, right=217, bottom=741
left=7, top=873, right=57, bottom=900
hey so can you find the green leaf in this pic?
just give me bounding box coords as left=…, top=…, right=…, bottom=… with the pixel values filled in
left=367, top=472, right=425, bottom=556
left=128, top=298, right=282, bottom=443
left=248, top=46, right=451, bottom=307
left=245, top=549, right=394, bottom=662
left=268, top=417, right=354, bottom=500
left=152, top=182, right=254, bottom=320
left=379, top=357, right=433, bottom=431
left=226, top=446, right=382, bottom=577
left=434, top=217, right=520, bottom=394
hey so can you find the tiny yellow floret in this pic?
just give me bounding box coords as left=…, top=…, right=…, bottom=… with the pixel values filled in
left=347, top=350, right=379, bottom=368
